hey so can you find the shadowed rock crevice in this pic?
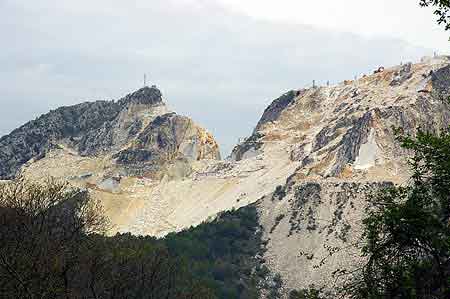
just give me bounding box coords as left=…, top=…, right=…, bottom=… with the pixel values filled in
left=431, top=64, right=450, bottom=98
left=331, top=110, right=374, bottom=176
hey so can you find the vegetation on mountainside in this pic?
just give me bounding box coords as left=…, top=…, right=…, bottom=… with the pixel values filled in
left=163, top=206, right=268, bottom=299
left=2, top=2, right=448, bottom=299
left=0, top=178, right=213, bottom=298
left=289, top=105, right=450, bottom=299
left=340, top=129, right=450, bottom=298
left=289, top=2, right=450, bottom=298
left=0, top=178, right=270, bottom=299
left=288, top=288, right=327, bottom=299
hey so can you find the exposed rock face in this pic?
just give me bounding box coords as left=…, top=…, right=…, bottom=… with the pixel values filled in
left=248, top=55, right=450, bottom=297
left=0, top=100, right=123, bottom=179
left=114, top=112, right=220, bottom=176
left=390, top=62, right=412, bottom=86
left=74, top=87, right=168, bottom=156
left=0, top=86, right=220, bottom=179
left=225, top=56, right=450, bottom=296
left=432, top=64, right=450, bottom=97
left=7, top=56, right=450, bottom=297
left=230, top=132, right=264, bottom=161
left=258, top=178, right=394, bottom=294
left=118, top=86, right=163, bottom=106
left=254, top=90, right=299, bottom=132
left=247, top=56, right=450, bottom=182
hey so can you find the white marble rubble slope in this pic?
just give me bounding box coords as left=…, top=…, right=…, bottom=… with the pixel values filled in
left=15, top=56, right=450, bottom=293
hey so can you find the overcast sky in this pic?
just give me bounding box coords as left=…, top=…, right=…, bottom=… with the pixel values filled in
left=1, top=0, right=448, bottom=155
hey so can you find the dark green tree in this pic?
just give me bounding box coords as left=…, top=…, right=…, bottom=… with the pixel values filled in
left=290, top=2, right=450, bottom=297
left=342, top=2, right=450, bottom=298
left=0, top=178, right=214, bottom=299
left=344, top=129, right=450, bottom=298
left=289, top=287, right=326, bottom=299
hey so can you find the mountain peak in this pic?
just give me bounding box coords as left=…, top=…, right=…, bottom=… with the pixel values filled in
left=119, top=86, right=163, bottom=106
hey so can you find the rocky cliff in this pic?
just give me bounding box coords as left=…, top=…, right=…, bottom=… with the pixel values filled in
left=1, top=86, right=220, bottom=180
left=234, top=56, right=450, bottom=294
left=4, top=56, right=450, bottom=296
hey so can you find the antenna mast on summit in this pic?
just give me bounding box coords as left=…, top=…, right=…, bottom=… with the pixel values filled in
left=144, top=74, right=147, bottom=86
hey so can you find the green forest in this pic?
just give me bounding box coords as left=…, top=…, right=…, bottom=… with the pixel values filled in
left=0, top=178, right=279, bottom=298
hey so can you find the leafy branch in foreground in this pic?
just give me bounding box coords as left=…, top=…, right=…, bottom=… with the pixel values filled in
left=420, top=0, right=450, bottom=31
